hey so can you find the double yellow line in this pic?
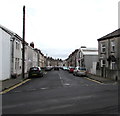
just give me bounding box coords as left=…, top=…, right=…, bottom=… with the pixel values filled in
left=84, top=77, right=103, bottom=84
left=0, top=79, right=31, bottom=95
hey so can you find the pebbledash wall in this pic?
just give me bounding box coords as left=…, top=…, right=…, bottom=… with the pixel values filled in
left=0, top=28, right=11, bottom=80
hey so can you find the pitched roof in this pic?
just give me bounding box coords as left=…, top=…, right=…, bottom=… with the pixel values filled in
left=0, top=24, right=15, bottom=36
left=0, top=24, right=22, bottom=40
left=0, top=24, right=28, bottom=45
left=81, top=48, right=98, bottom=55
left=98, top=28, right=120, bottom=41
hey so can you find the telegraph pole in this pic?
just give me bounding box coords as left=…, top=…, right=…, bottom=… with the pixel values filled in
left=22, top=5, right=25, bottom=79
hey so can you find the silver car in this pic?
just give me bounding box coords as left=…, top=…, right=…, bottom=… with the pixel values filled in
left=73, top=66, right=87, bottom=77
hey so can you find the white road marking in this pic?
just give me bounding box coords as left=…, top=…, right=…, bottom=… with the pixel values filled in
left=64, top=83, right=70, bottom=86
left=58, top=73, right=70, bottom=86
left=58, top=74, right=64, bottom=85
left=44, top=72, right=47, bottom=74
left=40, top=88, right=48, bottom=90
left=14, top=91, right=21, bottom=93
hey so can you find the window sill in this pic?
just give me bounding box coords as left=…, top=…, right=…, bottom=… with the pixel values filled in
left=100, top=52, right=106, bottom=54
left=111, top=51, right=115, bottom=53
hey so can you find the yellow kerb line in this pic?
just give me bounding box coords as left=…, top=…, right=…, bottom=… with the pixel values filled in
left=0, top=79, right=31, bottom=94
left=84, top=77, right=103, bottom=84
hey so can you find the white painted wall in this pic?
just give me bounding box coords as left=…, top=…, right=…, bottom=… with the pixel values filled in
left=27, top=46, right=34, bottom=70
left=25, top=45, right=28, bottom=73
left=90, top=62, right=97, bottom=74
left=0, top=29, right=2, bottom=80
left=84, top=55, right=98, bottom=73
left=0, top=29, right=11, bottom=80
left=33, top=51, right=38, bottom=67
left=12, top=38, right=22, bottom=75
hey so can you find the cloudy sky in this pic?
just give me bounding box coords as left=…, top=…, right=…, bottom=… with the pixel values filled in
left=0, top=0, right=119, bottom=60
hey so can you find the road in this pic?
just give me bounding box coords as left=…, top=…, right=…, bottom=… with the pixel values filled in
left=2, top=69, right=119, bottom=114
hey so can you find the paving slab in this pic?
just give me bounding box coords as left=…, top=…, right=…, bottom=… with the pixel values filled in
left=88, top=74, right=117, bottom=83
left=0, top=74, right=28, bottom=92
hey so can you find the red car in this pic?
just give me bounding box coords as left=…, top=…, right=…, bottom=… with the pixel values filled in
left=69, top=67, right=75, bottom=73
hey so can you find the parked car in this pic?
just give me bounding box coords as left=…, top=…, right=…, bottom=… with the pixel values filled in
left=62, top=66, right=69, bottom=71
left=69, top=67, right=75, bottom=73
left=73, top=66, right=87, bottom=77
left=28, top=66, right=43, bottom=78
left=45, top=66, right=53, bottom=71
left=54, top=66, right=59, bottom=70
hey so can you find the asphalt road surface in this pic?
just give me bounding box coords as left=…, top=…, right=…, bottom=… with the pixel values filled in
left=2, top=69, right=119, bottom=114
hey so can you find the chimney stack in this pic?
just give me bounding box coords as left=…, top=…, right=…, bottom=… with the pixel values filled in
left=30, top=42, right=34, bottom=48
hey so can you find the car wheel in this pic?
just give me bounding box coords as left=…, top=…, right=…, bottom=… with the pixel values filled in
left=74, top=73, right=76, bottom=76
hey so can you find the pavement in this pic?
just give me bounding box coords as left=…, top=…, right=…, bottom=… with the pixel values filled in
left=87, top=74, right=117, bottom=84
left=0, top=74, right=28, bottom=92
left=0, top=72, right=118, bottom=92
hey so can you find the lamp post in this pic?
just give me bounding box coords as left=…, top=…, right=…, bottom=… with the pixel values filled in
left=22, top=5, right=25, bottom=79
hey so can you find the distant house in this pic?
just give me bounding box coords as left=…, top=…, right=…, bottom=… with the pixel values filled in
left=39, top=51, right=45, bottom=67
left=97, top=28, right=120, bottom=80
left=66, top=49, right=78, bottom=67
left=27, top=45, right=37, bottom=70
left=71, top=49, right=79, bottom=67
left=34, top=48, right=45, bottom=67
left=77, top=47, right=98, bottom=74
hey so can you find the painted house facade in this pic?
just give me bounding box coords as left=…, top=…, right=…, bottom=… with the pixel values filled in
left=77, top=47, right=98, bottom=74
left=34, top=48, right=45, bottom=67
left=0, top=25, right=39, bottom=80
left=38, top=51, right=45, bottom=67
left=0, top=26, right=11, bottom=80
left=66, top=49, right=78, bottom=67
left=0, top=25, right=25, bottom=80
left=97, top=28, right=120, bottom=80
left=11, top=34, right=23, bottom=76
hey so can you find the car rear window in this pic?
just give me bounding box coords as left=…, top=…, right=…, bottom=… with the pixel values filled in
left=70, top=67, right=74, bottom=69
left=79, top=67, right=86, bottom=70
left=30, top=67, right=39, bottom=71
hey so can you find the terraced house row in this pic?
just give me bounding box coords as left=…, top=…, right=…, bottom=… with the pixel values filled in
left=1, top=24, right=120, bottom=81
left=64, top=28, right=120, bottom=81
left=65, top=47, right=98, bottom=75
left=0, top=25, right=63, bottom=81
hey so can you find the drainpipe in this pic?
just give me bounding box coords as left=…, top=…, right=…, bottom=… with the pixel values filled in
left=116, top=35, right=120, bottom=81
left=10, top=36, right=15, bottom=77
left=116, top=57, right=119, bottom=81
